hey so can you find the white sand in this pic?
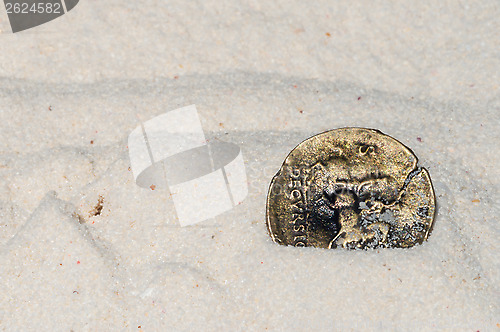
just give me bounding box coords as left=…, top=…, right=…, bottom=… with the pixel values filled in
left=0, top=1, right=499, bottom=330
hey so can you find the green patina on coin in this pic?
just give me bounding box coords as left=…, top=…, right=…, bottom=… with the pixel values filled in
left=266, top=128, right=436, bottom=249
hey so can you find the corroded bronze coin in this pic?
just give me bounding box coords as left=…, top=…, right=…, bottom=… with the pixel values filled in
left=266, top=128, right=436, bottom=249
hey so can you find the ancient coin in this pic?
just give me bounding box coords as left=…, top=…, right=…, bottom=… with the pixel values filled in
left=266, top=128, right=436, bottom=249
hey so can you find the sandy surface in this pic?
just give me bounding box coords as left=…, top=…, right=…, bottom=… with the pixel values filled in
left=0, top=1, right=499, bottom=331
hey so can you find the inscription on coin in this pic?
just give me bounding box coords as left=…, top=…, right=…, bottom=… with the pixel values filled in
left=266, top=128, right=436, bottom=249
